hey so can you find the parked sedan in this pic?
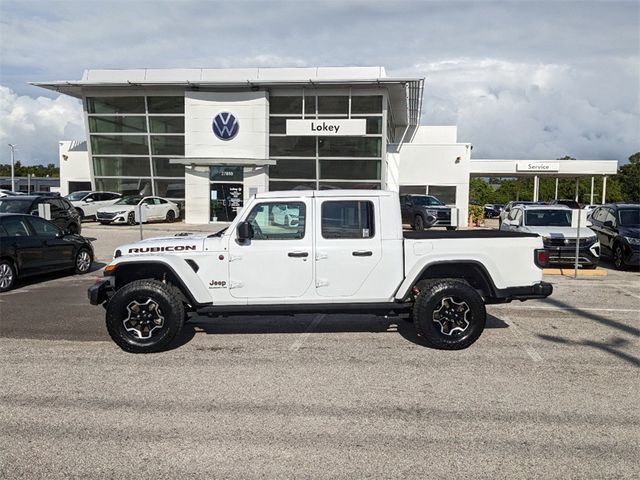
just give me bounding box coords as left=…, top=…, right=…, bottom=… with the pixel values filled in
left=0, top=195, right=82, bottom=234
left=96, top=196, right=180, bottom=225
left=588, top=203, right=640, bottom=269
left=0, top=213, right=93, bottom=292
left=65, top=190, right=122, bottom=220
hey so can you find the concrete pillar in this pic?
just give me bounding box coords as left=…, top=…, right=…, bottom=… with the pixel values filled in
left=574, top=178, right=580, bottom=202
left=590, top=176, right=594, bottom=205
left=602, top=176, right=607, bottom=204
left=533, top=175, right=539, bottom=201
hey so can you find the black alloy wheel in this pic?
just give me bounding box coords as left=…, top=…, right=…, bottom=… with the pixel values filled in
left=106, top=280, right=185, bottom=353
left=166, top=210, right=176, bottom=223
left=414, top=215, right=425, bottom=231
left=613, top=244, right=625, bottom=270
left=0, top=260, right=17, bottom=292
left=412, top=279, right=486, bottom=350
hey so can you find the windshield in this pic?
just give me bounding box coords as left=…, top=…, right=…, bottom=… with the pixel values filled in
left=114, top=196, right=143, bottom=205
left=618, top=208, right=640, bottom=226
left=65, top=191, right=90, bottom=201
left=525, top=209, right=571, bottom=227
left=412, top=196, right=444, bottom=206
left=0, top=199, right=32, bottom=213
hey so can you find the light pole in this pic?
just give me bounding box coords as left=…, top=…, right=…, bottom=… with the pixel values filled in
left=8, top=144, right=16, bottom=192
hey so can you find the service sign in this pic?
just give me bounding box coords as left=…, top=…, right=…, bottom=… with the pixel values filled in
left=516, top=162, right=560, bottom=172
left=286, top=119, right=366, bottom=136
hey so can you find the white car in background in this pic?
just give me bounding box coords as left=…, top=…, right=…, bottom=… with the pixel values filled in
left=66, top=191, right=122, bottom=219
left=96, top=196, right=180, bottom=225
left=0, top=189, right=24, bottom=197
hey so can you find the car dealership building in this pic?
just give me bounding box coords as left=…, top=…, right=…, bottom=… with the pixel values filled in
left=34, top=66, right=617, bottom=226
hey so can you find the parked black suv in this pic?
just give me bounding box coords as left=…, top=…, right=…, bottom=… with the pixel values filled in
left=0, top=195, right=82, bottom=234
left=588, top=203, right=640, bottom=269
left=0, top=213, right=93, bottom=292
left=400, top=194, right=455, bottom=231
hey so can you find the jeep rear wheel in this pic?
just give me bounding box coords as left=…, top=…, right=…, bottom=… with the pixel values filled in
left=412, top=279, right=486, bottom=350
left=106, top=280, right=185, bottom=353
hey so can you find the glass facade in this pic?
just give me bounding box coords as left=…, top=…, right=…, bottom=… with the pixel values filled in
left=268, top=93, right=385, bottom=191
left=87, top=95, right=185, bottom=203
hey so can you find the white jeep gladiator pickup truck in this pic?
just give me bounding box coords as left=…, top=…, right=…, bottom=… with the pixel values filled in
left=89, top=190, right=552, bottom=353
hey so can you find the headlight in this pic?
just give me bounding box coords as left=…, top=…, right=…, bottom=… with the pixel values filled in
left=624, top=236, right=640, bottom=245
left=426, top=209, right=438, bottom=216
left=113, top=210, right=126, bottom=215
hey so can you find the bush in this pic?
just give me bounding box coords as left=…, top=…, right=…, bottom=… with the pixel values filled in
left=468, top=205, right=485, bottom=224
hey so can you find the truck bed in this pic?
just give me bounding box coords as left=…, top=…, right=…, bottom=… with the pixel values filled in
left=403, top=230, right=539, bottom=239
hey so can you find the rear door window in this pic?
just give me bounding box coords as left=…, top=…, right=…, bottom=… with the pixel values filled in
left=27, top=217, right=60, bottom=237
left=321, top=201, right=375, bottom=239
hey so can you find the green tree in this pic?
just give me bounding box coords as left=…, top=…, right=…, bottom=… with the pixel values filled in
left=615, top=152, right=640, bottom=202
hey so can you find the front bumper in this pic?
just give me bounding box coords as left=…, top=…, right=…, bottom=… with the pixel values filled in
left=488, top=281, right=553, bottom=304
left=546, top=244, right=600, bottom=267
left=88, top=278, right=114, bottom=305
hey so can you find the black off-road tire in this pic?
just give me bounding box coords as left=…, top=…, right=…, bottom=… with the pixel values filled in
left=412, top=279, right=486, bottom=350
left=106, top=280, right=185, bottom=353
left=0, top=259, right=17, bottom=293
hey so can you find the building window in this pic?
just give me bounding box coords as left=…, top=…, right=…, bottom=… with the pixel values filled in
left=147, top=96, right=184, bottom=114
left=90, top=135, right=149, bottom=155
left=269, top=136, right=316, bottom=157
left=88, top=116, right=147, bottom=133
left=153, top=158, right=184, bottom=177
left=95, top=178, right=153, bottom=197
left=87, top=97, right=145, bottom=114
left=149, top=117, right=185, bottom=134
left=270, top=96, right=302, bottom=115
left=319, top=160, right=380, bottom=180
left=428, top=186, right=457, bottom=205
left=93, top=157, right=151, bottom=177
left=269, top=159, right=316, bottom=180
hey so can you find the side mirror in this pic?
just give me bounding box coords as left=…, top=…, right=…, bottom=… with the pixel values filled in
left=236, top=221, right=253, bottom=242
left=604, top=220, right=613, bottom=228
left=85, top=198, right=94, bottom=203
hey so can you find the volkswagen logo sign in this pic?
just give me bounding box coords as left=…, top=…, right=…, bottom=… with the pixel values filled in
left=212, top=112, right=239, bottom=141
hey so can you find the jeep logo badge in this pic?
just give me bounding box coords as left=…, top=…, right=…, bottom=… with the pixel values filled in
left=212, top=112, right=239, bottom=141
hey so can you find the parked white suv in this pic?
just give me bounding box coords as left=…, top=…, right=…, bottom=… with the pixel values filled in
left=500, top=204, right=599, bottom=268
left=89, top=190, right=553, bottom=353
left=65, top=191, right=122, bottom=220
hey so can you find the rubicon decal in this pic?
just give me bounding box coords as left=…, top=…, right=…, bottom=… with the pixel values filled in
left=128, top=245, right=197, bottom=253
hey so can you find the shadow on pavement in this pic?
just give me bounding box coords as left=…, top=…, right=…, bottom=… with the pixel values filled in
left=164, top=312, right=510, bottom=351
left=538, top=333, right=640, bottom=367
left=12, top=261, right=107, bottom=289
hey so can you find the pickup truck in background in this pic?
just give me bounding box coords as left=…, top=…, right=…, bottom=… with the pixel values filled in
left=89, top=190, right=552, bottom=353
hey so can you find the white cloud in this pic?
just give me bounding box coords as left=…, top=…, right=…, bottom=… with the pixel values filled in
left=396, top=58, right=639, bottom=162
left=0, top=86, right=85, bottom=165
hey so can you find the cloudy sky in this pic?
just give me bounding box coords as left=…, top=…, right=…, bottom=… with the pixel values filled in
left=0, top=0, right=638, bottom=165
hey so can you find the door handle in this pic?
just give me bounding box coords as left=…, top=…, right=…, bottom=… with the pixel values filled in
left=288, top=251, right=309, bottom=258
left=352, top=250, right=373, bottom=257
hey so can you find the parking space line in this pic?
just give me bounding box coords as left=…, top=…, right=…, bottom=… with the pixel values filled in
left=503, top=317, right=543, bottom=362
left=289, top=314, right=326, bottom=352
left=611, top=285, right=640, bottom=300
left=492, top=305, right=638, bottom=313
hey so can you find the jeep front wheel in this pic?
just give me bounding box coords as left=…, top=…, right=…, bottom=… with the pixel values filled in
left=106, top=280, right=185, bottom=353
left=412, top=279, right=486, bottom=350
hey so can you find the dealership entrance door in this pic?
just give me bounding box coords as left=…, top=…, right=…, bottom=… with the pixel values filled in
left=210, top=166, right=244, bottom=222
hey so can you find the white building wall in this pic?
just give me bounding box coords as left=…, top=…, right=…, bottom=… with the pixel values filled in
left=58, top=141, right=90, bottom=196
left=183, top=91, right=269, bottom=221
left=388, top=126, right=472, bottom=227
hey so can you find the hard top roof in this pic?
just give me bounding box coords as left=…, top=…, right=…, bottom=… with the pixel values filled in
left=255, top=189, right=396, bottom=199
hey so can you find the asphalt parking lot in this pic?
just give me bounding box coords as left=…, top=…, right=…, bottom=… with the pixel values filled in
left=1, top=221, right=639, bottom=479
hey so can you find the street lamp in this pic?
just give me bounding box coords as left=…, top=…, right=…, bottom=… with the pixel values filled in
left=8, top=144, right=16, bottom=192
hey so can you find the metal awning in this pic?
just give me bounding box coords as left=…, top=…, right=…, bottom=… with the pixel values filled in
left=169, top=157, right=276, bottom=166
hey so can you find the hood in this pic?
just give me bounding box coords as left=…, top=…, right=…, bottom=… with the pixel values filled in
left=116, top=234, right=210, bottom=257
left=521, top=226, right=596, bottom=239
left=619, top=226, right=640, bottom=238
left=98, top=204, right=135, bottom=213
left=416, top=205, right=450, bottom=210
